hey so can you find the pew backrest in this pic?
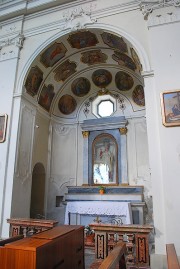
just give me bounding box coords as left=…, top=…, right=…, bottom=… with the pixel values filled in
left=0, top=235, right=24, bottom=246
left=166, top=244, right=180, bottom=269
left=98, top=242, right=126, bottom=269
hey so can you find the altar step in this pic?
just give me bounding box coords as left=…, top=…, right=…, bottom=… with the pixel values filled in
left=65, top=186, right=144, bottom=202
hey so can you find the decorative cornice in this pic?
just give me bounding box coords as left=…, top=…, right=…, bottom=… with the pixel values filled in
left=0, top=33, right=25, bottom=50
left=63, top=4, right=97, bottom=31
left=0, top=1, right=140, bottom=38
left=147, top=11, right=180, bottom=26
left=140, top=0, right=180, bottom=20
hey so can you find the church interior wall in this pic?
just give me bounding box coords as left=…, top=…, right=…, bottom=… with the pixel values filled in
left=147, top=10, right=180, bottom=254
left=31, top=111, right=49, bottom=169
left=127, top=117, right=151, bottom=191
left=0, top=46, right=23, bottom=236
left=11, top=100, right=36, bottom=218
left=1, top=0, right=180, bottom=262
left=46, top=122, right=77, bottom=223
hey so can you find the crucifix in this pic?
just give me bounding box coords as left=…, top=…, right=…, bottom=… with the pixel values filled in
left=93, top=216, right=102, bottom=223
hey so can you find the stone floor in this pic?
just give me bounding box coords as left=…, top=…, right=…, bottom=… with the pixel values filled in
left=85, top=247, right=96, bottom=269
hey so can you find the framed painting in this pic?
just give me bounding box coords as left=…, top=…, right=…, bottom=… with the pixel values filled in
left=0, top=114, right=8, bottom=143
left=161, top=90, right=180, bottom=127
left=92, top=134, right=118, bottom=185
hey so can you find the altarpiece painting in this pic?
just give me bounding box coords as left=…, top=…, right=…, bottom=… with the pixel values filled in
left=93, top=134, right=117, bottom=184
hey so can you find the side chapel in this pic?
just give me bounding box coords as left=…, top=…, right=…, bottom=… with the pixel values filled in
left=0, top=0, right=180, bottom=268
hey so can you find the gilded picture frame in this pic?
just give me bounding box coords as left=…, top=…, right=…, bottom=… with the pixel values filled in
left=161, top=90, right=180, bottom=127
left=0, top=114, right=8, bottom=143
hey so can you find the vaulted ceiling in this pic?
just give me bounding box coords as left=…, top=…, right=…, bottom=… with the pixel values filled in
left=24, top=28, right=145, bottom=119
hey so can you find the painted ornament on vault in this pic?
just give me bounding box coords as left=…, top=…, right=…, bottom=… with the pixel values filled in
left=40, top=42, right=67, bottom=68
left=112, top=51, right=136, bottom=71
left=132, top=85, right=145, bottom=106
left=58, top=94, right=77, bottom=115
left=67, top=31, right=98, bottom=49
left=71, top=77, right=91, bottom=97
left=81, top=50, right=107, bottom=65
left=131, top=48, right=142, bottom=72
left=115, top=71, right=134, bottom=91
left=92, top=69, right=112, bottom=88
left=38, top=84, right=55, bottom=111
left=101, top=32, right=128, bottom=53
left=25, top=66, right=43, bottom=96
left=54, top=60, right=77, bottom=82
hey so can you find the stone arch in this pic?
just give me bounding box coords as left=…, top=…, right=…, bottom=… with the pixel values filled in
left=30, top=162, right=46, bottom=219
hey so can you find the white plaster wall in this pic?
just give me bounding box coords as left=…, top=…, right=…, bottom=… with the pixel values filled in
left=11, top=100, right=36, bottom=218
left=46, top=122, right=77, bottom=223
left=32, top=111, right=49, bottom=168
left=0, top=44, right=22, bottom=237
left=127, top=118, right=151, bottom=191
left=148, top=14, right=180, bottom=255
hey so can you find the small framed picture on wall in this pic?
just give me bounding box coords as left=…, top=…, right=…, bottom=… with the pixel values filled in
left=0, top=114, right=8, bottom=143
left=161, top=90, right=180, bottom=127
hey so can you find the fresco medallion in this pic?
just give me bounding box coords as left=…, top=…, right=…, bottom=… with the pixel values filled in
left=101, top=32, right=128, bottom=53
left=92, top=69, right=112, bottom=88
left=112, top=51, right=136, bottom=71
left=132, top=85, right=145, bottom=106
left=131, top=48, right=142, bottom=72
left=71, top=77, right=91, bottom=97
left=81, top=50, right=107, bottom=65
left=38, top=84, right=55, bottom=111
left=67, top=31, right=98, bottom=49
left=54, top=60, right=77, bottom=82
left=25, top=66, right=43, bottom=96
left=40, top=42, right=67, bottom=68
left=58, top=94, right=77, bottom=115
left=115, top=71, right=134, bottom=91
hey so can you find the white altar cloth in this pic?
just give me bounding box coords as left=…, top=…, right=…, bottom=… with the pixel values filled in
left=64, top=201, right=132, bottom=225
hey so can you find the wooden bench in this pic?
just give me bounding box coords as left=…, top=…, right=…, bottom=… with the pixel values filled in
left=0, top=235, right=24, bottom=246
left=166, top=244, right=180, bottom=269
left=98, top=242, right=126, bottom=269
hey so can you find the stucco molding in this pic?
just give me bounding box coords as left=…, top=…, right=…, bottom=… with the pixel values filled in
left=63, top=4, right=97, bottom=31
left=140, top=0, right=180, bottom=20
left=14, top=103, right=35, bottom=184
left=147, top=9, right=180, bottom=26
left=0, top=33, right=25, bottom=50
left=53, top=124, right=71, bottom=136
left=0, top=33, right=25, bottom=61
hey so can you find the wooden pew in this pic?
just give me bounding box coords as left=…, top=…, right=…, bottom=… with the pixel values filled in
left=98, top=242, right=126, bottom=269
left=0, top=235, right=24, bottom=246
left=166, top=244, right=180, bottom=269
left=0, top=225, right=84, bottom=269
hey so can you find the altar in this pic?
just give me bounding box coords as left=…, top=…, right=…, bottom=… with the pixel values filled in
left=64, top=201, right=133, bottom=225
left=65, top=186, right=145, bottom=225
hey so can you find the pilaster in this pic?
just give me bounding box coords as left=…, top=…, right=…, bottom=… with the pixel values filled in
left=119, top=127, right=128, bottom=185
left=82, top=131, right=89, bottom=185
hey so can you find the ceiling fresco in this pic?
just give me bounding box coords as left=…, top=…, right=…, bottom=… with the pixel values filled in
left=92, top=69, right=112, bottom=88
left=24, top=29, right=144, bottom=117
left=71, top=77, right=91, bottom=97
